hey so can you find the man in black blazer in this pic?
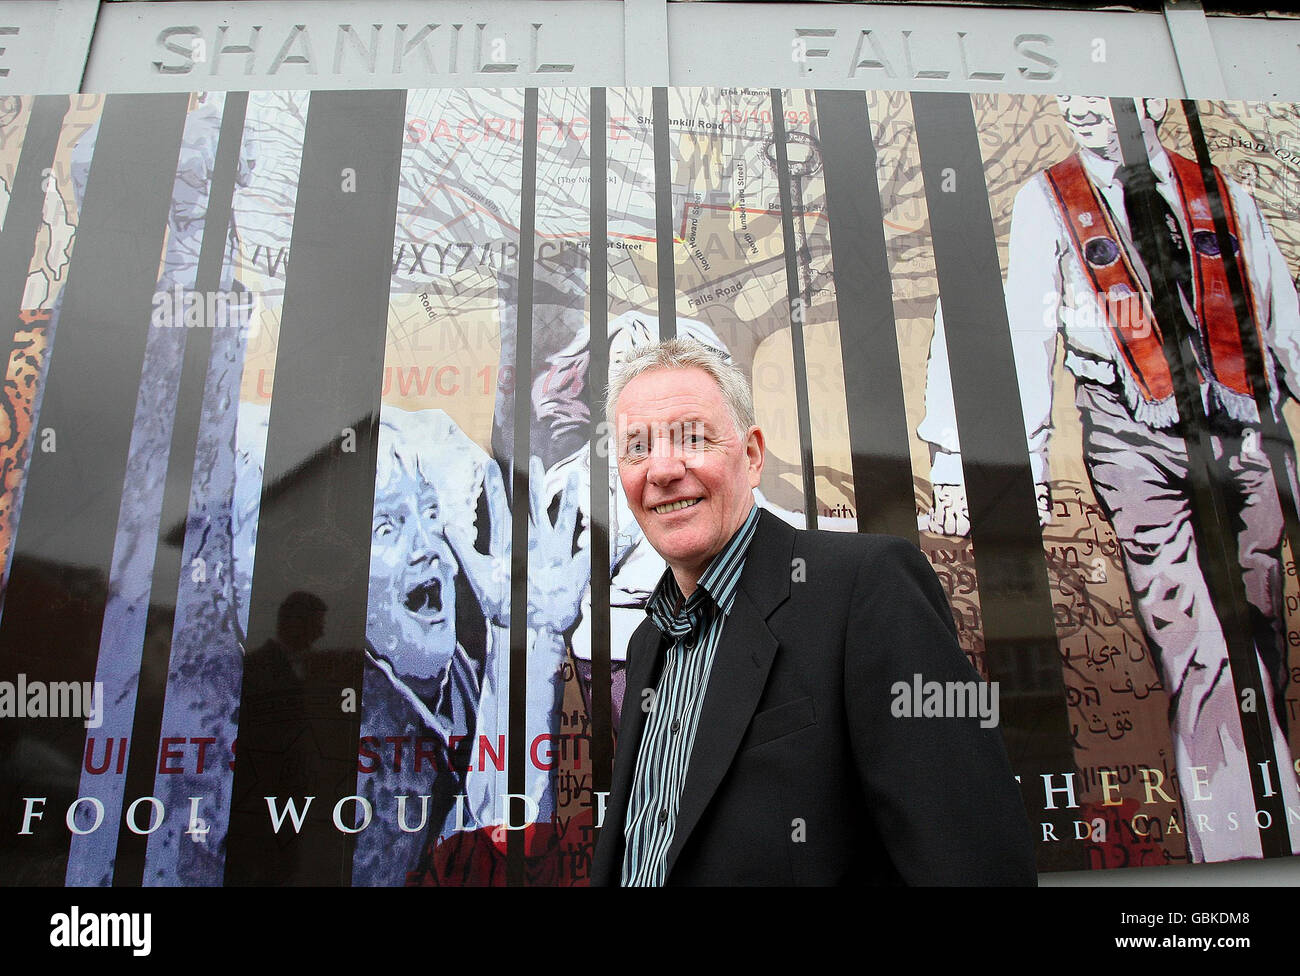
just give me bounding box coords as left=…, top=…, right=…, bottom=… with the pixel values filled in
left=590, top=338, right=1036, bottom=885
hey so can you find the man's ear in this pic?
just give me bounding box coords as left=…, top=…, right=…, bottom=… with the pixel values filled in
left=746, top=425, right=766, bottom=488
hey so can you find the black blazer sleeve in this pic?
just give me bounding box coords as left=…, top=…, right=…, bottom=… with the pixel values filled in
left=844, top=536, right=1037, bottom=885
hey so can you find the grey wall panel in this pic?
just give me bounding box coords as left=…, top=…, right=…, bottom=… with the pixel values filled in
left=81, top=0, right=623, bottom=92
left=2, top=1, right=1297, bottom=101
left=0, top=0, right=99, bottom=94
left=668, top=3, right=1188, bottom=95
left=1208, top=14, right=1300, bottom=100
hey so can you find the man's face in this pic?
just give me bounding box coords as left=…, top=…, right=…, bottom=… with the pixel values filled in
left=367, top=462, right=458, bottom=679
left=615, top=367, right=763, bottom=590
left=1057, top=95, right=1121, bottom=160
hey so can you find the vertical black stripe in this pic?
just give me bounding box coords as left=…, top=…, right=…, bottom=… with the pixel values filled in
left=0, top=94, right=65, bottom=615
left=0, top=93, right=189, bottom=885
left=113, top=93, right=249, bottom=887
left=588, top=88, right=613, bottom=815
left=1183, top=101, right=1300, bottom=654
left=223, top=89, right=405, bottom=885
left=652, top=88, right=676, bottom=338
left=769, top=89, right=818, bottom=529
left=815, top=89, right=918, bottom=541
left=0, top=96, right=68, bottom=330
left=1113, top=98, right=1288, bottom=856
left=911, top=92, right=1084, bottom=872
left=507, top=87, right=540, bottom=886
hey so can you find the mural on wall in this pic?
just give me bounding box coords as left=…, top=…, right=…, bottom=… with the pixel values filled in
left=0, top=87, right=1297, bottom=884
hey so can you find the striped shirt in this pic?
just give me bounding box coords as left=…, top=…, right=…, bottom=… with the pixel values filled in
left=620, top=503, right=761, bottom=887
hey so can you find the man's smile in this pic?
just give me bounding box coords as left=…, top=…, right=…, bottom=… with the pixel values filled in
left=652, top=498, right=701, bottom=514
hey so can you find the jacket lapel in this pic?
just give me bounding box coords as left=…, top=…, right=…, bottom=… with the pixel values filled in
left=664, top=509, right=794, bottom=878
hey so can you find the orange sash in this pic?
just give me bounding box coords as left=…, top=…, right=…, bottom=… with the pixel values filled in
left=1043, top=152, right=1260, bottom=424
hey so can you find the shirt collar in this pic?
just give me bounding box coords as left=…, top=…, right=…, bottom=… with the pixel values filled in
left=645, top=503, right=761, bottom=636
left=694, top=502, right=761, bottom=617
left=1079, top=142, right=1173, bottom=190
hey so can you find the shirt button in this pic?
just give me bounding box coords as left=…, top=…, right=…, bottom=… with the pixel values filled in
left=670, top=719, right=681, bottom=734
left=657, top=809, right=668, bottom=825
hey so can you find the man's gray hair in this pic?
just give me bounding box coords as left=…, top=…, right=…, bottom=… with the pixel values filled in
left=605, top=336, right=756, bottom=437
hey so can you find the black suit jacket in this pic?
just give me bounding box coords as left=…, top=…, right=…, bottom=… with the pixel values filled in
left=590, top=509, right=1037, bottom=885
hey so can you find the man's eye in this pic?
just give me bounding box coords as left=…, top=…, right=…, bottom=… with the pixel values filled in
left=423, top=505, right=439, bottom=522
left=373, top=518, right=397, bottom=538
left=625, top=440, right=647, bottom=457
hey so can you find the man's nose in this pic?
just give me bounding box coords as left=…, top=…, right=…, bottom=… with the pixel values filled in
left=646, top=442, right=686, bottom=485
left=408, top=519, right=447, bottom=564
